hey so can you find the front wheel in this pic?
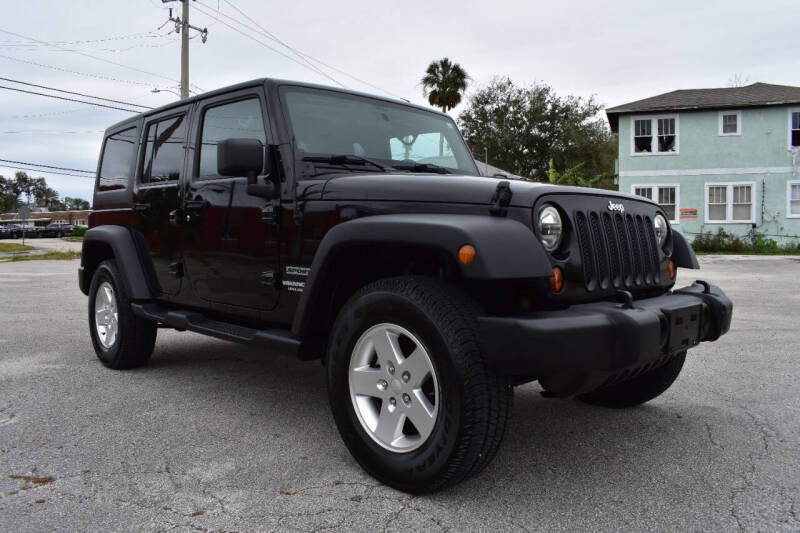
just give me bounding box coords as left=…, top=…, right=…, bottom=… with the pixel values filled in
left=327, top=277, right=512, bottom=493
left=576, top=351, right=686, bottom=408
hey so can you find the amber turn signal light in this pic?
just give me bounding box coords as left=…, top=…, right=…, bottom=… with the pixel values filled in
left=668, top=260, right=676, bottom=280
left=549, top=266, right=564, bottom=293
left=458, top=244, right=476, bottom=264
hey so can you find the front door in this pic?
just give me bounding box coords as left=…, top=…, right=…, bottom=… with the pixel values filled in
left=131, top=107, right=191, bottom=296
left=182, top=90, right=280, bottom=311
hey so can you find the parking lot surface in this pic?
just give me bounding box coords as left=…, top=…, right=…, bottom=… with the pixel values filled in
left=0, top=256, right=798, bottom=532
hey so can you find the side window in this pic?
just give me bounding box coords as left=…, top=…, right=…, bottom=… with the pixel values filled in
left=141, top=114, right=187, bottom=184
left=198, top=98, right=266, bottom=178
left=98, top=126, right=138, bottom=191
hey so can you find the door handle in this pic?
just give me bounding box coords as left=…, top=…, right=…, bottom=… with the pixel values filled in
left=132, top=203, right=151, bottom=213
left=185, top=199, right=209, bottom=211
left=168, top=209, right=183, bottom=226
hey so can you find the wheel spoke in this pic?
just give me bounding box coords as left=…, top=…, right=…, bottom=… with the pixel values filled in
left=350, top=366, right=384, bottom=398
left=401, top=346, right=431, bottom=388
left=95, top=309, right=109, bottom=326
left=407, top=390, right=436, bottom=438
left=370, top=328, right=403, bottom=367
left=375, top=403, right=405, bottom=445
left=102, top=285, right=114, bottom=307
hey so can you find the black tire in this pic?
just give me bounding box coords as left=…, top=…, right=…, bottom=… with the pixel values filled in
left=88, top=259, right=157, bottom=369
left=327, top=276, right=512, bottom=493
left=576, top=351, right=687, bottom=408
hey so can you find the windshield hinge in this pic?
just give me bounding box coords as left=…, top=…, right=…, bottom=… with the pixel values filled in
left=489, top=180, right=513, bottom=217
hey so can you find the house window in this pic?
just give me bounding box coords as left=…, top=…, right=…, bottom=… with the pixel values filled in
left=788, top=182, right=800, bottom=218
left=634, top=119, right=652, bottom=153
left=631, top=115, right=678, bottom=155
left=719, top=111, right=741, bottom=136
left=657, top=118, right=676, bottom=152
left=791, top=110, right=800, bottom=148
left=632, top=184, right=679, bottom=223
left=706, top=183, right=755, bottom=223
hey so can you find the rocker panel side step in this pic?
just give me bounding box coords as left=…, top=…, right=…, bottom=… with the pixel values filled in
left=131, top=302, right=302, bottom=358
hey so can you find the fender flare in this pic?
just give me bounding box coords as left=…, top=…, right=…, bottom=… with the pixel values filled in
left=80, top=225, right=154, bottom=299
left=291, top=214, right=553, bottom=336
left=672, top=230, right=699, bottom=269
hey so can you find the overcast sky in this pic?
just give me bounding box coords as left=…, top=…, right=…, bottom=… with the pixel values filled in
left=1, top=0, right=798, bottom=202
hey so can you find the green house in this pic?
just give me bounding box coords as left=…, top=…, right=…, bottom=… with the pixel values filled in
left=606, top=83, right=800, bottom=245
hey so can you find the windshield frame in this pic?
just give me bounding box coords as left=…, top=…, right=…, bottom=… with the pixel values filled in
left=277, top=84, right=480, bottom=178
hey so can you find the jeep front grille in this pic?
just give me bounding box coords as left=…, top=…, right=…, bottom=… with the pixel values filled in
left=574, top=210, right=660, bottom=291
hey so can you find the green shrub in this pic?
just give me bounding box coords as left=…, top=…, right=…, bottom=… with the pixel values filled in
left=72, top=226, right=87, bottom=237
left=691, top=228, right=800, bottom=254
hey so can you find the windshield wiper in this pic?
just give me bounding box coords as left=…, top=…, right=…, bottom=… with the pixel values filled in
left=302, top=154, right=387, bottom=172
left=390, top=162, right=452, bottom=174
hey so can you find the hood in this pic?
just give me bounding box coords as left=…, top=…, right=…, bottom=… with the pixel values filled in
left=312, top=173, right=653, bottom=208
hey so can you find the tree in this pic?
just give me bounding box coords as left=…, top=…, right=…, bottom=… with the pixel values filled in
left=421, top=58, right=469, bottom=113
left=64, top=197, right=90, bottom=210
left=0, top=175, right=20, bottom=213
left=35, top=186, right=60, bottom=209
left=14, top=172, right=46, bottom=208
left=458, top=77, right=617, bottom=182
left=422, top=58, right=470, bottom=156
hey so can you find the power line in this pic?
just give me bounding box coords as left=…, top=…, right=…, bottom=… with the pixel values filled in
left=0, top=159, right=94, bottom=174
left=197, top=0, right=407, bottom=100
left=0, top=164, right=95, bottom=179
left=191, top=3, right=346, bottom=88
left=0, top=85, right=143, bottom=113
left=194, top=0, right=344, bottom=88
left=0, top=54, right=158, bottom=87
left=0, top=27, right=196, bottom=90
left=0, top=77, right=153, bottom=109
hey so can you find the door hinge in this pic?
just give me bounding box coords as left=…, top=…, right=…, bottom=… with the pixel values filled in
left=169, top=261, right=184, bottom=278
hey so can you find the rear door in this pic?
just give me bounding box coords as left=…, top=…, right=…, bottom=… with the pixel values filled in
left=131, top=106, right=191, bottom=296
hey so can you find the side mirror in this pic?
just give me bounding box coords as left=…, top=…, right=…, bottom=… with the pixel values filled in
left=217, top=138, right=275, bottom=198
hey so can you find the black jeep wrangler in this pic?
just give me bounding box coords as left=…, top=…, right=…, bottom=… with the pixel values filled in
left=80, top=78, right=732, bottom=493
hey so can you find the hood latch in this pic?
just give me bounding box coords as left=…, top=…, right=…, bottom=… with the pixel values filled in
left=489, top=180, right=512, bottom=217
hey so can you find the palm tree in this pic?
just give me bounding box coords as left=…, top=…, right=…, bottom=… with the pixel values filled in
left=421, top=58, right=469, bottom=156
left=421, top=58, right=469, bottom=113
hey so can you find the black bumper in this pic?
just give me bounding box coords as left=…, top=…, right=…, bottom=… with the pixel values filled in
left=479, top=281, right=732, bottom=393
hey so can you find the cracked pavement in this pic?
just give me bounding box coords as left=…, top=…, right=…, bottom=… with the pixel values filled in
left=1, top=256, right=798, bottom=531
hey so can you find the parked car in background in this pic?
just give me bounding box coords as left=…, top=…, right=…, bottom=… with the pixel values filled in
left=42, top=222, right=74, bottom=238
left=6, top=223, right=39, bottom=239
left=0, top=225, right=12, bottom=239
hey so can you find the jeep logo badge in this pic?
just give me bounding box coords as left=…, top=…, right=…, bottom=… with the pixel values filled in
left=607, top=201, right=625, bottom=213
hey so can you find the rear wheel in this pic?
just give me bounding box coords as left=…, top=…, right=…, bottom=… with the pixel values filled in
left=327, top=276, right=512, bottom=493
left=88, top=259, right=157, bottom=369
left=576, top=352, right=686, bottom=408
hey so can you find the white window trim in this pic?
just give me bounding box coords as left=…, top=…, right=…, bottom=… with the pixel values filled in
left=789, top=107, right=800, bottom=150
left=718, top=110, right=742, bottom=136
left=630, top=183, right=681, bottom=224
left=788, top=180, right=800, bottom=219
left=630, top=114, right=680, bottom=156
left=704, top=181, right=757, bottom=224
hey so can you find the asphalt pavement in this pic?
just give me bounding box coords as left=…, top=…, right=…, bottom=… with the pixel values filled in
left=0, top=256, right=798, bottom=532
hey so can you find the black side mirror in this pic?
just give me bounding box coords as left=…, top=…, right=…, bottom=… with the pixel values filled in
left=217, top=138, right=275, bottom=198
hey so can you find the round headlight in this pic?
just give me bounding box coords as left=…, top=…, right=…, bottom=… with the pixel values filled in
left=653, top=214, right=668, bottom=248
left=537, top=205, right=563, bottom=251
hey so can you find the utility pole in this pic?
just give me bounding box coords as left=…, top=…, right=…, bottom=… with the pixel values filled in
left=161, top=0, right=208, bottom=99
left=181, top=0, right=189, bottom=99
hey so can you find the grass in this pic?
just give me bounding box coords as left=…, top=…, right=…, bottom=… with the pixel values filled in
left=0, top=250, right=81, bottom=262
left=62, top=236, right=84, bottom=242
left=0, top=243, right=34, bottom=252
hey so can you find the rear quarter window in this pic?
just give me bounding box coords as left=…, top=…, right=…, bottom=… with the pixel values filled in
left=98, top=126, right=139, bottom=191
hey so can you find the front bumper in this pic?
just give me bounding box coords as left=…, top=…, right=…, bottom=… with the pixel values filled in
left=479, top=281, right=732, bottom=394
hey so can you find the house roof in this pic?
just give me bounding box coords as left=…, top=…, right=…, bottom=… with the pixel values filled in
left=605, top=82, right=800, bottom=132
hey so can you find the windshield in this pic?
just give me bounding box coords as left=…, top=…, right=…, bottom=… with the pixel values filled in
left=280, top=87, right=479, bottom=175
